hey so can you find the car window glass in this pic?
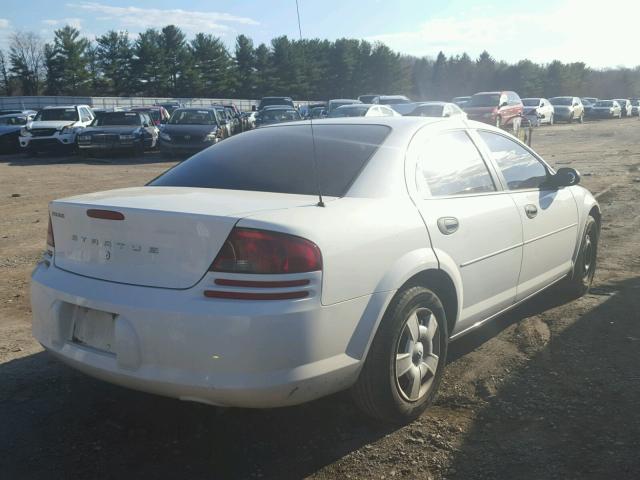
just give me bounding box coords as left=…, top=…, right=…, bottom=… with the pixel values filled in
left=80, top=108, right=92, bottom=122
left=418, top=130, right=496, bottom=197
left=478, top=131, right=548, bottom=190
left=150, top=125, right=390, bottom=197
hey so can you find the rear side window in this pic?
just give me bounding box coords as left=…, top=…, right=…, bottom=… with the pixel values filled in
left=478, top=131, right=548, bottom=190
left=150, top=124, right=390, bottom=197
left=418, top=130, right=496, bottom=196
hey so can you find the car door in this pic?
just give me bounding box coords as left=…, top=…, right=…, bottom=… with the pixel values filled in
left=475, top=130, right=579, bottom=301
left=408, top=128, right=523, bottom=334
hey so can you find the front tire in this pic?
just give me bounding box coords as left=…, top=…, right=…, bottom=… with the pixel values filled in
left=352, top=286, right=448, bottom=424
left=495, top=116, right=502, bottom=128
left=549, top=113, right=554, bottom=125
left=561, top=215, right=599, bottom=296
left=578, top=113, right=584, bottom=124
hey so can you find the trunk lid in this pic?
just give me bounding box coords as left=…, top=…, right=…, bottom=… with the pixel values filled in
left=50, top=186, right=319, bottom=289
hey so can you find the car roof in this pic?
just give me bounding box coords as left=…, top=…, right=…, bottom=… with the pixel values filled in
left=0, top=113, right=27, bottom=118
left=42, top=105, right=83, bottom=109
left=329, top=98, right=360, bottom=102
left=175, top=107, right=216, bottom=111
left=414, top=101, right=449, bottom=106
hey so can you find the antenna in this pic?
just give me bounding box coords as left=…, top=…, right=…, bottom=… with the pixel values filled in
left=295, top=0, right=325, bottom=207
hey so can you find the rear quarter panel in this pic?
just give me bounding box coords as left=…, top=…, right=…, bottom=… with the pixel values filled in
left=237, top=197, right=435, bottom=305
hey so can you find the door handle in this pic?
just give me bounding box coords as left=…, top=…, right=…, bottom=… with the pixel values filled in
left=437, top=217, right=459, bottom=235
left=524, top=204, right=538, bottom=219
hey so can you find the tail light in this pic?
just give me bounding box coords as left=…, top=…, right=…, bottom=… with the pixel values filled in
left=46, top=215, right=55, bottom=249
left=210, top=228, right=322, bottom=274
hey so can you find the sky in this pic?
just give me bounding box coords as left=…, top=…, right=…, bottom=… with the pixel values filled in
left=0, top=0, right=638, bottom=68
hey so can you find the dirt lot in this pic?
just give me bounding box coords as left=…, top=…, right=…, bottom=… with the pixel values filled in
left=1, top=119, right=640, bottom=479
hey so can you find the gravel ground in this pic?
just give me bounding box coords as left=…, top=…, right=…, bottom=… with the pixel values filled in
left=1, top=118, right=639, bottom=479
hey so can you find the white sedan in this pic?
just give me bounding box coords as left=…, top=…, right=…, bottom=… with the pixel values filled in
left=31, top=117, right=600, bottom=423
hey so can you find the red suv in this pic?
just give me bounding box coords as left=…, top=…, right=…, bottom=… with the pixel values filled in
left=464, top=91, right=523, bottom=128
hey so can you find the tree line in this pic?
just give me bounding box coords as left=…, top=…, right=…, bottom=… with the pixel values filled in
left=1, top=25, right=639, bottom=101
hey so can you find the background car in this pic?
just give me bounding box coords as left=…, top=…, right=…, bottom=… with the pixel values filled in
left=130, top=106, right=170, bottom=126
left=255, top=106, right=302, bottom=126
left=582, top=97, right=598, bottom=105
left=590, top=100, right=622, bottom=119
left=405, top=102, right=466, bottom=118
left=257, top=96, right=295, bottom=111
left=0, top=113, right=31, bottom=153
left=327, top=99, right=362, bottom=115
left=451, top=96, right=471, bottom=107
left=464, top=91, right=523, bottom=128
left=549, top=97, right=585, bottom=123
left=159, top=108, right=224, bottom=156
left=77, top=111, right=158, bottom=156
left=581, top=99, right=595, bottom=117
left=19, top=105, right=95, bottom=152
left=522, top=98, right=554, bottom=125
left=223, top=104, right=247, bottom=133
left=631, top=99, right=640, bottom=116
left=328, top=104, right=398, bottom=118
left=613, top=99, right=632, bottom=117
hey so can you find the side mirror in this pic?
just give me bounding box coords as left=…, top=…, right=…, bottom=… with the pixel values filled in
left=551, top=167, right=581, bottom=187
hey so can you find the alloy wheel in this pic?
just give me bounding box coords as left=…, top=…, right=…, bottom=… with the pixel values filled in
left=394, top=308, right=440, bottom=402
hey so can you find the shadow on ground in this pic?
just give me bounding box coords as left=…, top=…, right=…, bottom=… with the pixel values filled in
left=0, top=150, right=180, bottom=167
left=2, top=280, right=638, bottom=479
left=449, top=277, right=640, bottom=479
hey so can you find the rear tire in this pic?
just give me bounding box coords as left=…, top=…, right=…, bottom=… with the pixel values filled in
left=560, top=215, right=599, bottom=297
left=352, top=286, right=448, bottom=424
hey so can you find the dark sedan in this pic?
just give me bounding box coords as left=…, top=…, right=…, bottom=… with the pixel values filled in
left=159, top=108, right=224, bottom=156
left=0, top=113, right=30, bottom=153
left=77, top=111, right=158, bottom=155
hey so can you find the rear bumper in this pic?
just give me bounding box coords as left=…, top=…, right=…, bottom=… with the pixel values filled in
left=31, top=261, right=387, bottom=407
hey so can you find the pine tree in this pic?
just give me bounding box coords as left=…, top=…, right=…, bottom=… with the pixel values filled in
left=190, top=33, right=233, bottom=98
left=234, top=34, right=255, bottom=98
left=44, top=26, right=91, bottom=95
left=95, top=31, right=134, bottom=96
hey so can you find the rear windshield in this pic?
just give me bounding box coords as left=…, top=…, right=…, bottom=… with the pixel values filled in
left=410, top=105, right=443, bottom=117
left=468, top=94, right=500, bottom=107
left=149, top=124, right=390, bottom=197
left=522, top=99, right=540, bottom=106
left=329, top=106, right=369, bottom=117
left=94, top=112, right=141, bottom=126
left=595, top=101, right=613, bottom=107
left=0, top=115, right=27, bottom=125
left=35, top=108, right=79, bottom=121
left=550, top=97, right=572, bottom=106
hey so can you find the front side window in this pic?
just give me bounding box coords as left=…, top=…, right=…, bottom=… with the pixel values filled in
left=418, top=130, right=496, bottom=197
left=478, top=131, right=548, bottom=190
